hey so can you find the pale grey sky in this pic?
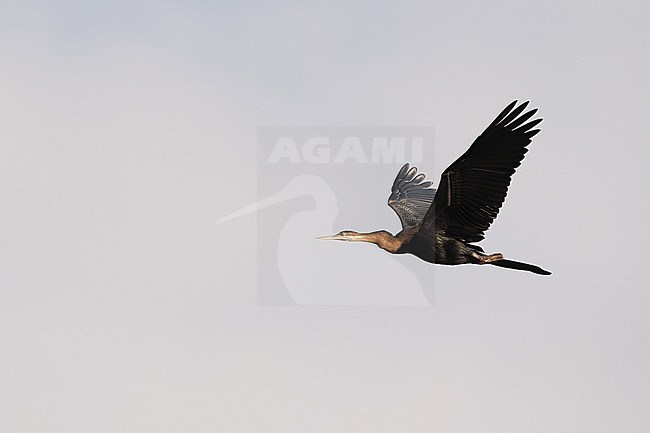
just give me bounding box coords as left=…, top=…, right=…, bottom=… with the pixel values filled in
left=1, top=1, right=649, bottom=432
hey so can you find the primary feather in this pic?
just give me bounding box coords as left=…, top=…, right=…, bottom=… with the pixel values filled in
left=388, top=163, right=436, bottom=229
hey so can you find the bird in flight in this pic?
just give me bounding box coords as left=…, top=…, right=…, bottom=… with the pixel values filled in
left=318, top=100, right=551, bottom=275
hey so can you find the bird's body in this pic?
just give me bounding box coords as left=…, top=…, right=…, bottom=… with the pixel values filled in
left=318, top=100, right=551, bottom=275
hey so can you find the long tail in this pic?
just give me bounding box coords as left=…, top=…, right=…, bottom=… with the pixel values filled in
left=490, top=259, right=551, bottom=275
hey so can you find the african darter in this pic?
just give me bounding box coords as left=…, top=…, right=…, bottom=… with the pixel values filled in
left=318, top=100, right=551, bottom=275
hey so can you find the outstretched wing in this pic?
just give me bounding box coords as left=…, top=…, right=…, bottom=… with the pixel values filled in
left=422, top=100, right=542, bottom=242
left=388, top=163, right=437, bottom=229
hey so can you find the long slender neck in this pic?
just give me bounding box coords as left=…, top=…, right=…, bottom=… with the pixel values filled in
left=357, top=230, right=402, bottom=253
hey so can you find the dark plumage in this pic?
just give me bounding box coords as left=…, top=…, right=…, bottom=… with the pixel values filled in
left=388, top=164, right=437, bottom=228
left=318, top=101, right=551, bottom=275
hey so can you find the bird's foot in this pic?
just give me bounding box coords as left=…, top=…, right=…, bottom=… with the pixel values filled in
left=482, top=253, right=503, bottom=264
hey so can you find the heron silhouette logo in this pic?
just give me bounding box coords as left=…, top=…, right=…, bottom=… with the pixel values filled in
left=219, top=126, right=436, bottom=306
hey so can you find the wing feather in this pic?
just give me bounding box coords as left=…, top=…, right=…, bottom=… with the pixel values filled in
left=421, top=101, right=542, bottom=242
left=388, top=163, right=437, bottom=229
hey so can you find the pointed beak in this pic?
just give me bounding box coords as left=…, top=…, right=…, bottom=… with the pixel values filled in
left=316, top=234, right=342, bottom=241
